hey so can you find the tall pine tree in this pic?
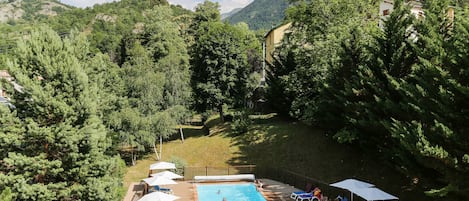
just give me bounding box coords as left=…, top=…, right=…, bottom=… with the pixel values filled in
left=0, top=26, right=124, bottom=201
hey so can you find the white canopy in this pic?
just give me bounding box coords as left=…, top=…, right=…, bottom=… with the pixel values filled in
left=330, top=179, right=375, bottom=201
left=151, top=171, right=184, bottom=180
left=352, top=187, right=398, bottom=201
left=142, top=176, right=177, bottom=186
left=138, top=191, right=180, bottom=201
left=150, top=161, right=176, bottom=170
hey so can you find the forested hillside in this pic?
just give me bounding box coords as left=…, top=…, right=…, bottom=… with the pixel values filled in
left=0, top=0, right=70, bottom=22
left=226, top=0, right=289, bottom=30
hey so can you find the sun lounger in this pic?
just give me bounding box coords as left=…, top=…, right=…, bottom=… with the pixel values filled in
left=290, top=183, right=313, bottom=199
left=152, top=185, right=173, bottom=194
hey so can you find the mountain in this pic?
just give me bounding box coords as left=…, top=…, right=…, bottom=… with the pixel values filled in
left=221, top=7, right=242, bottom=20
left=0, top=0, right=71, bottom=23
left=225, top=0, right=289, bottom=30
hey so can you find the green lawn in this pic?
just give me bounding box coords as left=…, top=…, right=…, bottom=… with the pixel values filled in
left=124, top=113, right=427, bottom=200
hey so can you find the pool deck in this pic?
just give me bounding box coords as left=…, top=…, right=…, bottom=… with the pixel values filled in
left=124, top=178, right=300, bottom=201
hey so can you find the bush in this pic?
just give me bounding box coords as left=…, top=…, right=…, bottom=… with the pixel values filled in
left=231, top=110, right=252, bottom=135
left=169, top=156, right=187, bottom=175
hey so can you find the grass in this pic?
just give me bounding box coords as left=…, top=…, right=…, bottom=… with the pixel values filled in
left=123, top=113, right=427, bottom=200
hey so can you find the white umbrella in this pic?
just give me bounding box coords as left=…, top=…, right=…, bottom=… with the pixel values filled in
left=151, top=171, right=184, bottom=180
left=150, top=161, right=176, bottom=170
left=352, top=187, right=398, bottom=201
left=330, top=179, right=375, bottom=201
left=143, top=176, right=177, bottom=186
left=138, top=191, right=180, bottom=201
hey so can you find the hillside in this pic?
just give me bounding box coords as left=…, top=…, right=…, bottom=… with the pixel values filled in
left=221, top=7, right=242, bottom=20
left=225, top=0, right=289, bottom=30
left=0, top=0, right=70, bottom=23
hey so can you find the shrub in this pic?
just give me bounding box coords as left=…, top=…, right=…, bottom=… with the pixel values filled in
left=169, top=156, right=187, bottom=175
left=231, top=110, right=252, bottom=135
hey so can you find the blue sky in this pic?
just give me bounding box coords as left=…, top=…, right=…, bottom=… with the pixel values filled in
left=59, top=0, right=253, bottom=13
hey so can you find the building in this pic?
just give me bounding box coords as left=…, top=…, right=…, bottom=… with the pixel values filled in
left=262, top=22, right=292, bottom=83
left=0, top=70, right=11, bottom=98
left=379, top=0, right=424, bottom=28
left=379, top=0, right=455, bottom=28
left=0, top=70, right=22, bottom=109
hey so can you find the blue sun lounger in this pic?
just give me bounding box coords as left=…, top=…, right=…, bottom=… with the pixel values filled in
left=290, top=183, right=313, bottom=199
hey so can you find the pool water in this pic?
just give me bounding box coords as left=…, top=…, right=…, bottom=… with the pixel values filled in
left=196, top=183, right=266, bottom=201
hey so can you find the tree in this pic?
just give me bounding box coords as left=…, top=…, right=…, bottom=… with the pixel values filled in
left=191, top=0, right=221, bottom=29
left=384, top=1, right=469, bottom=198
left=190, top=21, right=256, bottom=121
left=109, top=6, right=191, bottom=162
left=0, top=26, right=124, bottom=201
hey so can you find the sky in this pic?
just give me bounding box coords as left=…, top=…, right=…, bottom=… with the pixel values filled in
left=59, top=0, right=253, bottom=13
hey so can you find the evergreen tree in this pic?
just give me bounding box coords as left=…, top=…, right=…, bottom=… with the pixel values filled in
left=0, top=26, right=124, bottom=201
left=385, top=1, right=469, bottom=198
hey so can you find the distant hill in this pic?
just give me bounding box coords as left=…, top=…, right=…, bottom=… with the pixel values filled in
left=225, top=0, right=289, bottom=30
left=221, top=7, right=242, bottom=20
left=0, top=0, right=71, bottom=23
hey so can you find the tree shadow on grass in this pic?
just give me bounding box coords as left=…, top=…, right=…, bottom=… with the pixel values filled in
left=227, top=114, right=430, bottom=200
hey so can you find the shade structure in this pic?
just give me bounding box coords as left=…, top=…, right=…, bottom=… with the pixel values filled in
left=352, top=187, right=398, bottom=201
left=143, top=176, right=177, bottom=186
left=151, top=171, right=183, bottom=180
left=330, top=179, right=375, bottom=201
left=138, top=191, right=180, bottom=201
left=150, top=161, right=176, bottom=170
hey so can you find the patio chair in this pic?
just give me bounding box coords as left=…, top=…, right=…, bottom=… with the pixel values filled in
left=152, top=185, right=173, bottom=194
left=290, top=183, right=313, bottom=199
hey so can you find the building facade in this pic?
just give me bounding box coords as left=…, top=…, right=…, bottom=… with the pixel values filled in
left=262, top=22, right=292, bottom=83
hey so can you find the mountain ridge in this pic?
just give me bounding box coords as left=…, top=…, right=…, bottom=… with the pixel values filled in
left=0, top=0, right=71, bottom=23
left=225, top=0, right=289, bottom=30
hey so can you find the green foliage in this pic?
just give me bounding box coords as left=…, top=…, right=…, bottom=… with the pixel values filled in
left=0, top=187, right=12, bottom=201
left=107, top=5, right=192, bottom=163
left=268, top=0, right=469, bottom=199
left=168, top=156, right=187, bottom=175
left=265, top=46, right=297, bottom=117
left=192, top=0, right=221, bottom=27
left=190, top=21, right=258, bottom=120
left=231, top=110, right=253, bottom=135
left=0, top=26, right=124, bottom=201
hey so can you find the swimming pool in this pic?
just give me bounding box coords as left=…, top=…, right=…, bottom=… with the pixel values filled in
left=196, top=183, right=266, bottom=201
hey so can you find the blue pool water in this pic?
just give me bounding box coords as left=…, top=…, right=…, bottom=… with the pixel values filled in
left=197, top=183, right=266, bottom=201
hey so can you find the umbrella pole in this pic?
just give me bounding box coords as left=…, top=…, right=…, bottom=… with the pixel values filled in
left=351, top=192, right=353, bottom=201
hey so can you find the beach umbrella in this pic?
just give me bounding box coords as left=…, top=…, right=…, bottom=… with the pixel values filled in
left=143, top=176, right=177, bottom=186
left=330, top=179, right=375, bottom=201
left=150, top=161, right=176, bottom=170
left=352, top=187, right=398, bottom=201
left=151, top=171, right=184, bottom=180
left=138, top=191, right=180, bottom=201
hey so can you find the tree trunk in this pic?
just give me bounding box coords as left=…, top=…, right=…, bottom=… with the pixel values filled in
left=131, top=149, right=136, bottom=166
left=159, top=136, right=163, bottom=160
left=153, top=142, right=161, bottom=160
left=180, top=126, right=185, bottom=143
left=219, top=104, right=224, bottom=122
